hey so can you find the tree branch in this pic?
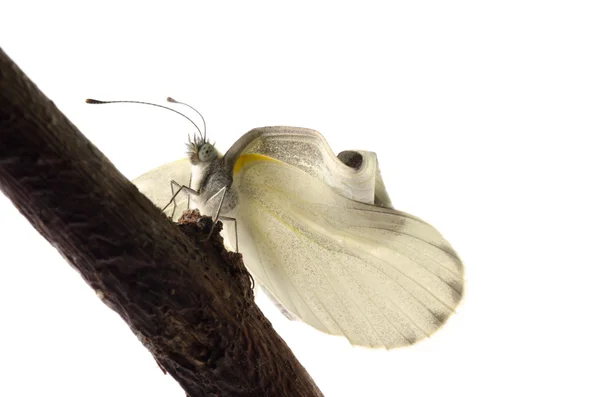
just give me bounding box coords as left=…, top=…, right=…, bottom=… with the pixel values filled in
left=0, top=47, right=323, bottom=397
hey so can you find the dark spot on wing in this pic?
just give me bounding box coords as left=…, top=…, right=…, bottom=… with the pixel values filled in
left=448, top=280, right=464, bottom=300
left=404, top=333, right=418, bottom=345
left=432, top=310, right=450, bottom=324
left=338, top=150, right=363, bottom=170
left=438, top=242, right=461, bottom=261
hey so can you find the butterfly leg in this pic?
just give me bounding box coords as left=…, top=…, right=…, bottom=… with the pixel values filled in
left=217, top=215, right=250, bottom=288
left=201, top=186, right=228, bottom=243
left=201, top=187, right=242, bottom=253
left=166, top=184, right=239, bottom=253
left=163, top=180, right=183, bottom=218
left=186, top=174, right=192, bottom=211
left=204, top=212, right=248, bottom=286
left=162, top=180, right=199, bottom=218
left=217, top=215, right=238, bottom=253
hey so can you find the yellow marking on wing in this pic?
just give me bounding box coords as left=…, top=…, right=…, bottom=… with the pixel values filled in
left=233, top=153, right=281, bottom=175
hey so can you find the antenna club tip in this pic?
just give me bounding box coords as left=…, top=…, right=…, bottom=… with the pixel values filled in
left=85, top=98, right=103, bottom=104
left=166, top=97, right=179, bottom=103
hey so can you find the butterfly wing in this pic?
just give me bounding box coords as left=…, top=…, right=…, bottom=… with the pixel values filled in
left=224, top=128, right=464, bottom=348
left=225, top=127, right=389, bottom=206
left=337, top=149, right=393, bottom=208
left=132, top=158, right=191, bottom=220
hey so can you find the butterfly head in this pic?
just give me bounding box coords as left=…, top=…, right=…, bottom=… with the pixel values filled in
left=187, top=134, right=219, bottom=165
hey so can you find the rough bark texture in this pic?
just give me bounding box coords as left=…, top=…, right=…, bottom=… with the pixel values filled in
left=0, top=47, right=324, bottom=397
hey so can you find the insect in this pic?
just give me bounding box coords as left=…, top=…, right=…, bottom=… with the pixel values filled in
left=87, top=98, right=464, bottom=349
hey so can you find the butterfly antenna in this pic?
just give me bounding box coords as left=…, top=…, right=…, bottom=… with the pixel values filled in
left=85, top=98, right=204, bottom=138
left=166, top=97, right=207, bottom=142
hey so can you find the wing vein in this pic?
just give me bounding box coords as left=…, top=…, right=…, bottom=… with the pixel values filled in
left=247, top=196, right=375, bottom=344
left=242, top=202, right=330, bottom=333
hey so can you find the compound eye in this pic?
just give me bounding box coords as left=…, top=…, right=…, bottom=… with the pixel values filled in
left=198, top=143, right=216, bottom=162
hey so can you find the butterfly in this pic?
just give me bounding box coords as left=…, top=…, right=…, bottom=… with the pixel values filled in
left=89, top=98, right=464, bottom=349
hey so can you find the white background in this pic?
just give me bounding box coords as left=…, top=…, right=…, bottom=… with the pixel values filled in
left=1, top=1, right=599, bottom=396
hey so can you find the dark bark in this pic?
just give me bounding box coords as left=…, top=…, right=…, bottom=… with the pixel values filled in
left=0, top=47, right=324, bottom=397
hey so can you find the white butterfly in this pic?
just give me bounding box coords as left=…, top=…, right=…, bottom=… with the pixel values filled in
left=132, top=125, right=464, bottom=349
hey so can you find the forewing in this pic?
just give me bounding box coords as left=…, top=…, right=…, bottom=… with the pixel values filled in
left=228, top=158, right=464, bottom=349
left=225, top=127, right=384, bottom=205
left=132, top=158, right=191, bottom=219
